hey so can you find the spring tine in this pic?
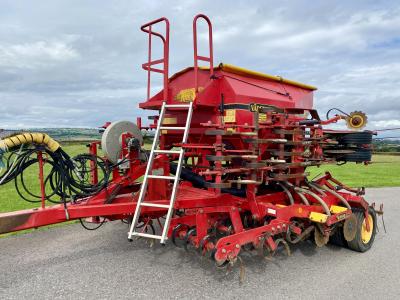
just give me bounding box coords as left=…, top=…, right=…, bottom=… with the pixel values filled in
left=238, top=256, right=246, bottom=285
left=382, top=214, right=387, bottom=233
left=275, top=238, right=291, bottom=256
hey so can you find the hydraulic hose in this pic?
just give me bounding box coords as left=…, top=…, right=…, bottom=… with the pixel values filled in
left=282, top=181, right=310, bottom=205
left=306, top=181, right=326, bottom=196
left=295, top=187, right=331, bottom=216
left=293, top=189, right=310, bottom=206
left=277, top=182, right=294, bottom=205
left=169, top=163, right=246, bottom=197
left=0, top=132, right=110, bottom=203
left=311, top=182, right=351, bottom=210
left=0, top=132, right=60, bottom=153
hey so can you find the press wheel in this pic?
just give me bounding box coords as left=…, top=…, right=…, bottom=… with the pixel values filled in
left=347, top=207, right=376, bottom=252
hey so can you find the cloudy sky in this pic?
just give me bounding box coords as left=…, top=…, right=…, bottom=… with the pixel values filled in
left=1, top=0, right=399, bottom=132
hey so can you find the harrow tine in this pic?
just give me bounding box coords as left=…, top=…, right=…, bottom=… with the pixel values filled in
left=257, top=235, right=274, bottom=261
left=381, top=213, right=387, bottom=233
left=275, top=238, right=291, bottom=257
left=237, top=256, right=246, bottom=285
left=379, top=203, right=387, bottom=233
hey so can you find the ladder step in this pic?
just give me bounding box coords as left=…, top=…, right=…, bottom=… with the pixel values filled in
left=140, top=202, right=170, bottom=208
left=164, top=104, right=191, bottom=108
left=154, top=149, right=182, bottom=154
left=159, top=126, right=186, bottom=130
left=147, top=175, right=176, bottom=180
left=128, top=100, right=193, bottom=243
left=131, top=232, right=163, bottom=240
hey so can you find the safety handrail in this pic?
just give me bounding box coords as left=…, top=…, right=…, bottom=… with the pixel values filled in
left=141, top=17, right=170, bottom=102
left=193, top=14, right=214, bottom=93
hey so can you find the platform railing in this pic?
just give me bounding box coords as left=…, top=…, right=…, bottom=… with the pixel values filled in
left=141, top=17, right=170, bottom=102
left=193, top=14, right=214, bottom=93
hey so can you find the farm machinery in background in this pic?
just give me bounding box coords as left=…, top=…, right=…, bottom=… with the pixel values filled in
left=0, top=15, right=380, bottom=268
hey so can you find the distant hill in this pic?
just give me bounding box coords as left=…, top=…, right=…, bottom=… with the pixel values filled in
left=373, top=139, right=400, bottom=152
left=1, top=128, right=399, bottom=151
left=0, top=128, right=101, bottom=142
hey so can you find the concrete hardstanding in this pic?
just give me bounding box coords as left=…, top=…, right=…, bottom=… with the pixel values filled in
left=1, top=187, right=399, bottom=300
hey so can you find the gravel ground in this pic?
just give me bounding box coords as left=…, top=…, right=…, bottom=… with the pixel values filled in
left=0, top=187, right=399, bottom=299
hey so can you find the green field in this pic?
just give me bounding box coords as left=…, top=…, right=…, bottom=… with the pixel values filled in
left=308, top=155, right=400, bottom=187
left=1, top=143, right=399, bottom=214
left=0, top=144, right=88, bottom=213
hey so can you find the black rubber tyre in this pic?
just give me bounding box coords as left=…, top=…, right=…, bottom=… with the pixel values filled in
left=183, top=228, right=197, bottom=252
left=341, top=148, right=372, bottom=162
left=329, top=225, right=347, bottom=248
left=347, top=207, right=377, bottom=252
left=338, top=132, right=372, bottom=145
left=172, top=224, right=189, bottom=248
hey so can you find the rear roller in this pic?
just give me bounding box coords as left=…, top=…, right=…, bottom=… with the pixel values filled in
left=346, top=207, right=377, bottom=252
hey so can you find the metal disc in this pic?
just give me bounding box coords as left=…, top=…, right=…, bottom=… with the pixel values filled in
left=343, top=214, right=358, bottom=242
left=314, top=229, right=329, bottom=247
left=346, top=111, right=368, bottom=130
left=101, top=121, right=143, bottom=164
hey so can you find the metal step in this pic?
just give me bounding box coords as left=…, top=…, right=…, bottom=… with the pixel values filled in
left=140, top=203, right=169, bottom=208
left=128, top=101, right=193, bottom=244
left=130, top=232, right=164, bottom=240
left=164, top=104, right=191, bottom=108
left=159, top=126, right=186, bottom=130
left=154, top=149, right=182, bottom=154
left=147, top=175, right=176, bottom=180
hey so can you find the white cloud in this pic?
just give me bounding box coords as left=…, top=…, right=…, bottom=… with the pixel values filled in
left=0, top=0, right=398, bottom=132
left=0, top=40, right=79, bottom=69
left=371, top=120, right=400, bottom=128
left=251, top=10, right=400, bottom=56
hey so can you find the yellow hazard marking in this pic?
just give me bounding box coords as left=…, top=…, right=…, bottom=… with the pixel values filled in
left=309, top=212, right=328, bottom=223
left=222, top=106, right=266, bottom=123
left=276, top=204, right=287, bottom=208
left=0, top=132, right=60, bottom=152
left=175, top=87, right=203, bottom=102
left=349, top=114, right=366, bottom=128
left=224, top=109, right=236, bottom=123
left=330, top=205, right=348, bottom=214
left=259, top=113, right=267, bottom=122
left=162, top=117, right=177, bottom=125
left=219, top=63, right=318, bottom=91
left=161, top=130, right=168, bottom=134
left=361, top=214, right=374, bottom=244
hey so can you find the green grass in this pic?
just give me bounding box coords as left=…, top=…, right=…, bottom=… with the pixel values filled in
left=308, top=155, right=400, bottom=188
left=1, top=146, right=399, bottom=215
left=0, top=144, right=88, bottom=213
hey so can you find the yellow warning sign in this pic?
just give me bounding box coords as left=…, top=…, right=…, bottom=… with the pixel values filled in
left=175, top=87, right=203, bottom=102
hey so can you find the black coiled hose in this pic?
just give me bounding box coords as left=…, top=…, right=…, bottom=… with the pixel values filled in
left=0, top=145, right=110, bottom=203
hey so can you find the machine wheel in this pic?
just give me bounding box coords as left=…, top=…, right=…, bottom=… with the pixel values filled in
left=172, top=224, right=189, bottom=248
left=101, top=120, right=143, bottom=164
left=210, top=248, right=230, bottom=268
left=347, top=207, right=377, bottom=252
left=329, top=225, right=347, bottom=247
left=314, top=227, right=329, bottom=247
left=340, top=148, right=372, bottom=162
left=338, top=132, right=372, bottom=145
left=183, top=228, right=197, bottom=252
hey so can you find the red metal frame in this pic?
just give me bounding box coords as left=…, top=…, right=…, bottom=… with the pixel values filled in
left=193, top=14, right=214, bottom=93
left=0, top=15, right=377, bottom=266
left=37, top=151, right=46, bottom=209
left=141, top=17, right=170, bottom=102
